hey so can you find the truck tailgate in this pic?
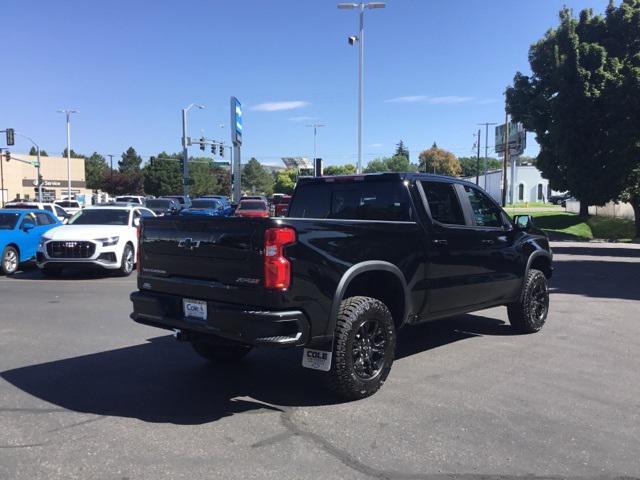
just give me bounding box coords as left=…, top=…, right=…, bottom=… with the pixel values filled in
left=140, top=216, right=265, bottom=286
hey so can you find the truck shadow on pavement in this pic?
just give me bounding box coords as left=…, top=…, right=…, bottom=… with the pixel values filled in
left=1, top=315, right=509, bottom=425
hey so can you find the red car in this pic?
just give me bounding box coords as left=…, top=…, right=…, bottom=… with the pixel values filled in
left=273, top=195, right=291, bottom=217
left=235, top=199, right=269, bottom=218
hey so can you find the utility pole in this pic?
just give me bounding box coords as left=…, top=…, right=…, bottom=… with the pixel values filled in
left=182, top=104, right=205, bottom=197
left=476, top=128, right=481, bottom=186
left=501, top=113, right=510, bottom=207
left=478, top=122, right=497, bottom=190
left=338, top=2, right=386, bottom=174
left=57, top=109, right=78, bottom=200
left=107, top=155, right=114, bottom=196
left=306, top=123, right=325, bottom=164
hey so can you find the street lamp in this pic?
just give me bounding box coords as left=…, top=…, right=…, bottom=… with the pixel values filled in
left=15, top=132, right=43, bottom=201
left=338, top=1, right=386, bottom=174
left=57, top=109, right=78, bottom=200
left=182, top=103, right=205, bottom=197
left=306, top=123, right=325, bottom=165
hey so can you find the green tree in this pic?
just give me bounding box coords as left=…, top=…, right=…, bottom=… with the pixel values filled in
left=40, top=150, right=48, bottom=156
left=506, top=2, right=640, bottom=219
left=418, top=144, right=462, bottom=176
left=395, top=140, right=410, bottom=161
left=101, top=171, right=143, bottom=195
left=85, top=152, right=108, bottom=190
left=119, top=146, right=142, bottom=174
left=143, top=152, right=182, bottom=196
left=241, top=158, right=274, bottom=195
left=28, top=146, right=49, bottom=156
left=458, top=157, right=503, bottom=178
left=323, top=164, right=357, bottom=176
left=189, top=160, right=216, bottom=197
left=363, top=155, right=416, bottom=173
left=62, top=148, right=84, bottom=158
left=274, top=169, right=298, bottom=194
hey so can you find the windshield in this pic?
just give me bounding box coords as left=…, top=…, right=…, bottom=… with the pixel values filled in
left=238, top=201, right=267, bottom=211
left=0, top=213, right=20, bottom=230
left=115, top=197, right=141, bottom=204
left=57, top=201, right=79, bottom=208
left=146, top=199, right=172, bottom=208
left=68, top=209, right=129, bottom=226
left=191, top=199, right=220, bottom=209
left=166, top=196, right=185, bottom=204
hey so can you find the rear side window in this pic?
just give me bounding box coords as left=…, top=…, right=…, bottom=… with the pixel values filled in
left=421, top=181, right=465, bottom=225
left=35, top=212, right=55, bottom=225
left=288, top=182, right=412, bottom=221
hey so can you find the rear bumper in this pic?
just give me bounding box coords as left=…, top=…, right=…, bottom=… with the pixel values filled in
left=130, top=290, right=310, bottom=347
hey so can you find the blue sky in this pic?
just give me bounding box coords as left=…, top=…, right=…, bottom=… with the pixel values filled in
left=4, top=0, right=610, bottom=167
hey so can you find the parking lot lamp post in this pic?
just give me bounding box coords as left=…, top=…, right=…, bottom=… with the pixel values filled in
left=338, top=2, right=385, bottom=174
left=57, top=109, right=78, bottom=200
left=16, top=133, right=42, bottom=201
left=182, top=104, right=205, bottom=196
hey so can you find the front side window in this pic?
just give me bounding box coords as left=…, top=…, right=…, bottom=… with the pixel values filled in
left=35, top=212, right=54, bottom=225
left=138, top=208, right=155, bottom=218
left=421, top=181, right=465, bottom=225
left=463, top=186, right=504, bottom=228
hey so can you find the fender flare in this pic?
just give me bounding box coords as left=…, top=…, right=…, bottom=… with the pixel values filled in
left=326, top=261, right=410, bottom=337
left=519, top=249, right=553, bottom=300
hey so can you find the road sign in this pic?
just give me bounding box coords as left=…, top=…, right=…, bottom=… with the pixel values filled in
left=495, top=121, right=526, bottom=155
left=230, top=97, right=242, bottom=146
left=5, top=128, right=14, bottom=146
left=213, top=161, right=231, bottom=167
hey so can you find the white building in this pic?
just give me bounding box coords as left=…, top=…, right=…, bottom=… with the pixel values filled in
left=465, top=165, right=560, bottom=204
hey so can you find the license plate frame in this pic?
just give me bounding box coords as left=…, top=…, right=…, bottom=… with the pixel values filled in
left=182, top=298, right=207, bottom=322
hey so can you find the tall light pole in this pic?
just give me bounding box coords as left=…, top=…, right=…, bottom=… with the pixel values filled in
left=306, top=123, right=325, bottom=163
left=57, top=109, right=78, bottom=200
left=338, top=1, right=385, bottom=174
left=16, top=132, right=42, bottom=201
left=182, top=103, right=205, bottom=196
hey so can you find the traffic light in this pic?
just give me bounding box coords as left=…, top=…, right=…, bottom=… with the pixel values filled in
left=179, top=157, right=185, bottom=170
left=219, top=144, right=224, bottom=157
left=211, top=144, right=216, bottom=155
left=149, top=156, right=156, bottom=167
left=200, top=137, right=206, bottom=151
left=4, top=150, right=10, bottom=162
left=5, top=128, right=14, bottom=146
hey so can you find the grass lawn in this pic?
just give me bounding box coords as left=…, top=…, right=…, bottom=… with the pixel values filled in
left=507, top=210, right=637, bottom=241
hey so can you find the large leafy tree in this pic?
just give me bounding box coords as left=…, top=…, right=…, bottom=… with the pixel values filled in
left=101, top=171, right=143, bottom=195
left=323, top=164, right=357, bottom=176
left=274, top=169, right=298, bottom=194
left=364, top=155, right=416, bottom=173
left=119, top=146, right=142, bottom=174
left=241, top=158, right=274, bottom=195
left=418, top=143, right=462, bottom=176
left=458, top=157, right=503, bottom=178
left=85, top=152, right=108, bottom=190
left=506, top=1, right=640, bottom=220
left=143, top=152, right=182, bottom=196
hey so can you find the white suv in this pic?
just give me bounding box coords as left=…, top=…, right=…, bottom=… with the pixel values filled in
left=36, top=206, right=155, bottom=276
left=4, top=201, right=70, bottom=222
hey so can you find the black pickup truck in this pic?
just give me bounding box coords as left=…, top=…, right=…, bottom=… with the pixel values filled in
left=130, top=173, right=552, bottom=399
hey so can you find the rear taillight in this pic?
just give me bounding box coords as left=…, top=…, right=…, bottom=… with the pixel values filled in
left=264, top=227, right=296, bottom=289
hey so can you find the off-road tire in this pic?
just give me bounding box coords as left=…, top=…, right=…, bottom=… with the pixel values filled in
left=191, top=341, right=252, bottom=362
left=41, top=265, right=63, bottom=277
left=117, top=243, right=135, bottom=277
left=1, top=246, right=19, bottom=275
left=507, top=268, right=549, bottom=334
left=327, top=296, right=396, bottom=400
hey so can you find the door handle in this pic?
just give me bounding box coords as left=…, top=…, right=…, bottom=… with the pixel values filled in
left=432, top=239, right=448, bottom=246
left=480, top=239, right=495, bottom=245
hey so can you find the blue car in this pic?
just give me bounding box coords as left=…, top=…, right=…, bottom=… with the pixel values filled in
left=198, top=195, right=233, bottom=215
left=0, top=209, right=61, bottom=275
left=179, top=199, right=230, bottom=217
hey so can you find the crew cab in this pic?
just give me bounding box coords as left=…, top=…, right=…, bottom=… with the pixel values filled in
left=131, top=173, right=552, bottom=399
left=37, top=205, right=155, bottom=276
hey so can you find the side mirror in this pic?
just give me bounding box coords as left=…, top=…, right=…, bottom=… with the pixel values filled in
left=133, top=217, right=141, bottom=227
left=22, top=222, right=35, bottom=232
left=513, top=214, right=533, bottom=231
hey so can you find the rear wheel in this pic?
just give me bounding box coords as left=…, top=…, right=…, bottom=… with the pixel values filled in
left=191, top=340, right=252, bottom=362
left=1, top=246, right=19, bottom=275
left=507, top=268, right=549, bottom=333
left=41, top=265, right=63, bottom=277
left=327, top=296, right=396, bottom=400
left=118, top=243, right=135, bottom=276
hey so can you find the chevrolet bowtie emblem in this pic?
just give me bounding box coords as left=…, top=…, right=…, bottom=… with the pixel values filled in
left=178, top=238, right=201, bottom=250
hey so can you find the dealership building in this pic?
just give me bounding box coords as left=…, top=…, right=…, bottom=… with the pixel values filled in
left=1, top=153, right=90, bottom=205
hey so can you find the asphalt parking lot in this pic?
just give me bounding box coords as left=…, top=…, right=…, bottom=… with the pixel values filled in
left=1, top=241, right=639, bottom=480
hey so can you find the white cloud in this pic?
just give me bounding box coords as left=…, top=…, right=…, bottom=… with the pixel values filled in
left=251, top=101, right=310, bottom=112
left=385, top=95, right=475, bottom=104
left=288, top=115, right=317, bottom=122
